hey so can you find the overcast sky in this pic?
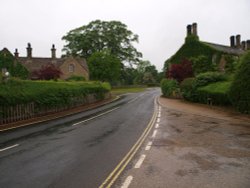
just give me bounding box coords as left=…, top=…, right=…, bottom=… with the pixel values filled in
left=1, top=0, right=249, bottom=71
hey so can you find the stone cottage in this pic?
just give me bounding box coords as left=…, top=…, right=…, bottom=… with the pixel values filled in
left=14, top=43, right=89, bottom=80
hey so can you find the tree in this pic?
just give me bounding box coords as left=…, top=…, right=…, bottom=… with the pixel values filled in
left=87, top=51, right=121, bottom=83
left=32, top=64, right=62, bottom=80
left=0, top=48, right=29, bottom=79
left=62, top=20, right=142, bottom=65
left=167, top=59, right=193, bottom=83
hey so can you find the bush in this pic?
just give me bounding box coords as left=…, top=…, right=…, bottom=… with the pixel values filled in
left=196, top=81, right=231, bottom=105
left=194, top=71, right=226, bottom=87
left=167, top=59, right=193, bottom=83
left=66, top=75, right=86, bottom=81
left=229, top=51, right=250, bottom=113
left=160, top=79, right=179, bottom=97
left=180, top=77, right=196, bottom=101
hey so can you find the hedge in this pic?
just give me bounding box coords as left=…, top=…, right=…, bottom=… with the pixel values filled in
left=195, top=81, right=231, bottom=105
left=229, top=51, right=250, bottom=113
left=160, top=79, right=179, bottom=97
left=0, top=79, right=111, bottom=107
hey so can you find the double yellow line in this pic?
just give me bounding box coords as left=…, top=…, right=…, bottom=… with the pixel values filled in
left=99, top=97, right=158, bottom=188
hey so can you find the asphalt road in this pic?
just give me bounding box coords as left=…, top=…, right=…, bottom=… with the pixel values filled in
left=0, top=88, right=160, bottom=188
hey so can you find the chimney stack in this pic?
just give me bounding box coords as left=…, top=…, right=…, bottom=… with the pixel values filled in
left=247, top=40, right=250, bottom=50
left=192, top=23, right=197, bottom=36
left=230, top=36, right=235, bottom=48
left=14, top=48, right=19, bottom=58
left=26, top=43, right=32, bottom=58
left=51, top=44, right=56, bottom=59
left=187, top=25, right=192, bottom=36
left=241, top=41, right=246, bottom=50
left=236, top=35, right=241, bottom=49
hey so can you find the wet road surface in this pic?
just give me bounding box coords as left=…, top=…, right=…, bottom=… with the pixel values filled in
left=0, top=88, right=160, bottom=188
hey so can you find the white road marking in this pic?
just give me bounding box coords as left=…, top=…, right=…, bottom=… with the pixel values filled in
left=145, top=141, right=152, bottom=151
left=156, top=118, right=160, bottom=123
left=155, top=123, right=159, bottom=129
left=121, top=175, right=133, bottom=188
left=152, top=130, right=158, bottom=138
left=157, top=113, right=161, bottom=118
left=128, top=93, right=146, bottom=104
left=72, top=107, right=119, bottom=126
left=134, top=154, right=146, bottom=168
left=0, top=144, right=19, bottom=152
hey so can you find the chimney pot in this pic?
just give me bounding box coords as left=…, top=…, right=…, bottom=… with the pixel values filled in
left=51, top=44, right=56, bottom=59
left=26, top=43, right=32, bottom=58
left=236, top=35, right=241, bottom=49
left=230, top=36, right=235, bottom=48
left=187, top=25, right=192, bottom=36
left=241, top=41, right=246, bottom=50
left=247, top=40, right=250, bottom=50
left=192, top=23, right=198, bottom=36
left=14, top=48, right=19, bottom=58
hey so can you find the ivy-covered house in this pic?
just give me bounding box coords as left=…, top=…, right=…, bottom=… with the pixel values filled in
left=165, top=23, right=249, bottom=73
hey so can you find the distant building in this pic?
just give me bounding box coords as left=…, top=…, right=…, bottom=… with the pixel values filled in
left=13, top=43, right=89, bottom=80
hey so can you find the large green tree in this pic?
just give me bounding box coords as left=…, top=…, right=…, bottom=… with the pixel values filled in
left=87, top=51, right=121, bottom=83
left=62, top=20, right=142, bottom=64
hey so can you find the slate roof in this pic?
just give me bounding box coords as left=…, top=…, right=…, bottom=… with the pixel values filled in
left=204, top=42, right=245, bottom=56
left=17, top=56, right=88, bottom=72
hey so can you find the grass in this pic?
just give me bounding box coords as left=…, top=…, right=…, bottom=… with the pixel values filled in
left=111, top=86, right=147, bottom=95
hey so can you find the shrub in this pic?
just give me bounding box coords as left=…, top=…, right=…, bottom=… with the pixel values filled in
left=32, top=64, right=62, bottom=80
left=66, top=75, right=86, bottom=81
left=180, top=77, right=196, bottom=101
left=229, top=51, right=250, bottom=113
left=167, top=59, right=193, bottom=83
left=160, top=79, right=179, bottom=97
left=194, top=71, right=226, bottom=87
left=196, top=81, right=231, bottom=105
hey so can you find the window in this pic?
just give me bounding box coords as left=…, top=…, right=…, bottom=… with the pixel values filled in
left=68, top=64, right=75, bottom=73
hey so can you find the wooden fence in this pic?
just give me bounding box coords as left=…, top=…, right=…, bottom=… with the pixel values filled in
left=0, top=93, right=110, bottom=125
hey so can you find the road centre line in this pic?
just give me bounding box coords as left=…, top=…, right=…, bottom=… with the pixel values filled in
left=145, top=141, right=152, bottom=151
left=72, top=107, right=120, bottom=126
left=0, top=144, right=19, bottom=152
left=152, top=130, right=158, bottom=138
left=134, top=154, right=146, bottom=168
left=156, top=117, right=160, bottom=123
left=121, top=176, right=133, bottom=188
left=127, top=93, right=146, bottom=104
left=99, top=97, right=158, bottom=188
left=155, top=123, right=159, bottom=129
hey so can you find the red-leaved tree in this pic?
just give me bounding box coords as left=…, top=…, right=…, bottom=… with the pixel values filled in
left=167, top=59, right=193, bottom=82
left=32, top=64, right=62, bottom=80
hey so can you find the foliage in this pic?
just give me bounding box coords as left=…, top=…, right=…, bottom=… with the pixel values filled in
left=180, top=77, right=196, bottom=101
left=167, top=37, right=216, bottom=65
left=196, top=81, right=231, bottom=105
left=229, top=51, right=250, bottom=113
left=66, top=75, right=86, bottom=81
left=160, top=79, right=179, bottom=97
left=32, top=64, right=62, bottom=80
left=87, top=51, right=121, bottom=84
left=167, top=59, right=193, bottom=83
left=194, top=71, right=226, bottom=87
left=224, top=55, right=238, bottom=74
left=0, top=79, right=111, bottom=107
left=166, top=59, right=193, bottom=82
left=120, top=67, right=138, bottom=85
left=0, top=49, right=29, bottom=79
left=62, top=20, right=142, bottom=64
left=134, top=60, right=159, bottom=85
left=190, top=55, right=216, bottom=75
